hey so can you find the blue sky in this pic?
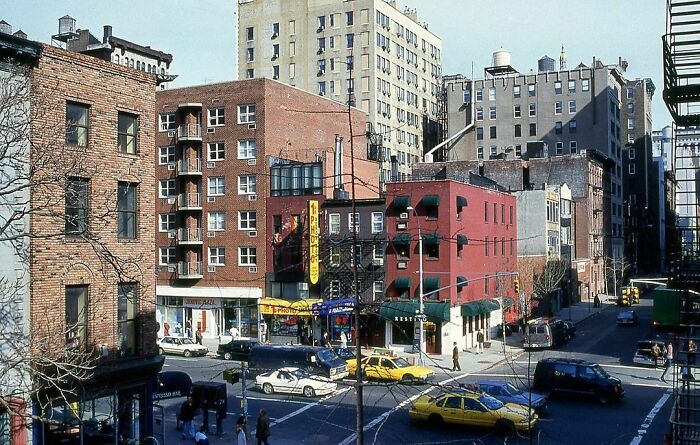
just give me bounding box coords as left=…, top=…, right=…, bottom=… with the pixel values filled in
left=1, top=0, right=670, bottom=125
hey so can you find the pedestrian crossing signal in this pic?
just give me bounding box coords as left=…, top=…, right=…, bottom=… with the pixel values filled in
left=513, top=278, right=520, bottom=293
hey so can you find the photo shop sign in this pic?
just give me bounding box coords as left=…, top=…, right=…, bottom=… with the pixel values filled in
left=183, top=297, right=221, bottom=309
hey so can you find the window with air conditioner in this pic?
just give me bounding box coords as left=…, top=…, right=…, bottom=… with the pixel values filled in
left=208, top=177, right=225, bottom=196
left=208, top=142, right=225, bottom=161
left=208, top=212, right=226, bottom=231
left=238, top=211, right=257, bottom=230
left=237, top=104, right=256, bottom=124
left=159, top=179, right=176, bottom=198
left=209, top=247, right=226, bottom=266
left=159, top=113, right=176, bottom=132
left=208, top=108, right=225, bottom=127
left=159, top=145, right=175, bottom=164
left=159, top=247, right=176, bottom=266
left=238, top=175, right=257, bottom=195
left=239, top=247, right=257, bottom=266
left=159, top=213, right=176, bottom=232
left=238, top=139, right=257, bottom=159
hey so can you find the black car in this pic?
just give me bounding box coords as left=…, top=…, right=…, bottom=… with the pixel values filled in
left=532, top=358, right=624, bottom=404
left=562, top=321, right=576, bottom=340
left=217, top=339, right=260, bottom=361
left=617, top=310, right=639, bottom=327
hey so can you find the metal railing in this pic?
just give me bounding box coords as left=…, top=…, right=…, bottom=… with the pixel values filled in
left=178, top=193, right=201, bottom=209
left=177, top=227, right=203, bottom=243
left=177, top=158, right=202, bottom=175
left=177, top=124, right=202, bottom=140
left=177, top=261, right=203, bottom=278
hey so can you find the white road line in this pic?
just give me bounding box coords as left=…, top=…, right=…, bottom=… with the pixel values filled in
left=628, top=390, right=672, bottom=445
left=245, top=396, right=311, bottom=405
left=337, top=373, right=471, bottom=445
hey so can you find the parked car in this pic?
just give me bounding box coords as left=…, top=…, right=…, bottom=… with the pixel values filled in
left=617, top=310, right=639, bottom=327
left=217, top=339, right=259, bottom=361
left=633, top=340, right=667, bottom=367
left=476, top=380, right=547, bottom=413
left=523, top=318, right=568, bottom=349
left=532, top=358, right=624, bottom=404
left=408, top=389, right=537, bottom=435
left=562, top=321, right=576, bottom=340
left=332, top=347, right=360, bottom=370
left=254, top=367, right=337, bottom=398
left=157, top=336, right=208, bottom=358
left=348, top=355, right=433, bottom=384
left=249, top=345, right=348, bottom=380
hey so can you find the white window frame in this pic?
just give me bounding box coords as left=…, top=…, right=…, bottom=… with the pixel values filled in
left=208, top=177, right=225, bottom=196
left=238, top=175, right=257, bottom=195
left=513, top=85, right=521, bottom=98
left=529, top=103, right=536, bottom=117
left=158, top=179, right=176, bottom=198
left=477, top=146, right=484, bottom=159
left=570, top=141, right=578, bottom=153
left=238, top=211, right=257, bottom=230
left=513, top=105, right=521, bottom=118
left=208, top=108, right=225, bottom=126
left=568, top=100, right=576, bottom=113
left=629, top=164, right=636, bottom=174
left=238, top=139, right=257, bottom=159
left=209, top=247, right=226, bottom=266
left=373, top=244, right=383, bottom=260
left=159, top=213, right=175, bottom=232
left=582, top=79, right=590, bottom=92
left=239, top=247, right=257, bottom=266
left=371, top=212, right=384, bottom=234
left=554, top=101, right=562, bottom=115
left=348, top=212, right=360, bottom=232
left=237, top=104, right=256, bottom=124
left=555, top=142, right=563, bottom=155
left=329, top=213, right=341, bottom=235
left=488, top=87, right=496, bottom=101
left=159, top=247, right=176, bottom=266
left=159, top=146, right=175, bottom=165
left=373, top=281, right=383, bottom=301
left=158, top=113, right=176, bottom=132
left=629, top=148, right=636, bottom=159
left=329, top=245, right=341, bottom=266
left=330, top=280, right=340, bottom=298
left=208, top=212, right=226, bottom=231
left=208, top=142, right=225, bottom=161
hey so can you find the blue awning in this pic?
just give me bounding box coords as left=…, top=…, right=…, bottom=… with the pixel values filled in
left=312, top=298, right=355, bottom=315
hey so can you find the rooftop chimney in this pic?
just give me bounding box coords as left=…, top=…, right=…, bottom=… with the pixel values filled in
left=103, top=25, right=112, bottom=44
left=333, top=135, right=349, bottom=200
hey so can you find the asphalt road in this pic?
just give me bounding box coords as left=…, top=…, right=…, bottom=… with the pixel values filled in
left=156, top=296, right=674, bottom=445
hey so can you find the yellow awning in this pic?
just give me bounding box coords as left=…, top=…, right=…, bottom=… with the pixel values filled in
left=259, top=298, right=322, bottom=316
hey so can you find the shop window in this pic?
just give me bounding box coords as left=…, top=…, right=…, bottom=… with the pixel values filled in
left=426, top=244, right=439, bottom=260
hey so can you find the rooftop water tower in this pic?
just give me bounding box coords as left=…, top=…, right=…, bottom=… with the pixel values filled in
left=51, top=15, right=77, bottom=44
left=485, top=47, right=517, bottom=77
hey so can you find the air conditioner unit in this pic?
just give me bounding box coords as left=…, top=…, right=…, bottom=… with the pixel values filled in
left=248, top=123, right=257, bottom=130
left=207, top=265, right=216, bottom=273
left=248, top=230, right=258, bottom=237
left=207, top=197, right=216, bottom=203
left=396, top=222, right=407, bottom=230
left=397, top=261, right=408, bottom=269
left=207, top=231, right=216, bottom=238
left=167, top=163, right=175, bottom=170
left=381, top=45, right=387, bottom=51
left=167, top=197, right=175, bottom=204
left=207, top=127, right=215, bottom=134
left=167, top=130, right=176, bottom=138
left=247, top=158, right=257, bottom=166
left=248, top=266, right=258, bottom=273
left=399, top=212, right=409, bottom=220
left=207, top=161, right=216, bottom=168
left=248, top=194, right=258, bottom=201
left=272, top=54, right=278, bottom=60
left=372, top=258, right=384, bottom=266
left=317, top=26, right=325, bottom=32
left=167, top=231, right=175, bottom=239
left=167, top=266, right=176, bottom=272
left=319, top=47, right=325, bottom=53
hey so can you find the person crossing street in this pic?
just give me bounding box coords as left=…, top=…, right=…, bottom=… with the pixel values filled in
left=452, top=342, right=461, bottom=371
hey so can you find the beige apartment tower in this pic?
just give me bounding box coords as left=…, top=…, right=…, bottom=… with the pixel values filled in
left=237, top=0, right=443, bottom=182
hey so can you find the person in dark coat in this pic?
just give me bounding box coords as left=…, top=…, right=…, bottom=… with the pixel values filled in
left=452, top=342, right=461, bottom=371
left=256, top=409, right=270, bottom=445
left=215, top=400, right=226, bottom=436
left=200, top=396, right=210, bottom=433
left=179, top=396, right=195, bottom=440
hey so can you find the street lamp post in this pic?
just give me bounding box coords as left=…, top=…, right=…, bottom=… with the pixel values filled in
left=407, top=206, right=425, bottom=366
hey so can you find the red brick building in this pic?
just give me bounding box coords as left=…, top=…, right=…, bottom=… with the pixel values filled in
left=154, top=79, right=377, bottom=341
left=383, top=175, right=518, bottom=355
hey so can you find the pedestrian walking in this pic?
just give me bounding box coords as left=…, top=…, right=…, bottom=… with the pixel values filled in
left=186, top=318, right=193, bottom=338
left=321, top=331, right=330, bottom=348
left=235, top=416, right=247, bottom=445
left=195, top=425, right=210, bottom=445
left=214, top=400, right=226, bottom=436
left=196, top=328, right=203, bottom=345
left=684, top=339, right=697, bottom=379
left=476, top=330, right=485, bottom=354
left=452, top=342, right=461, bottom=371
left=256, top=409, right=270, bottom=445
left=179, top=396, right=196, bottom=440
left=230, top=324, right=240, bottom=340
left=661, top=341, right=674, bottom=382
left=340, top=330, right=348, bottom=349
left=651, top=343, right=661, bottom=368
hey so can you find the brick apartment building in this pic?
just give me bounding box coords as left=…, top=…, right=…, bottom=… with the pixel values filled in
left=0, top=32, right=159, bottom=444
left=154, top=79, right=378, bottom=341
left=383, top=174, right=518, bottom=355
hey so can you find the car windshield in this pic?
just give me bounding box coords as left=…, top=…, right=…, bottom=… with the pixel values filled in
left=394, top=358, right=411, bottom=368
left=292, top=369, right=309, bottom=379
left=479, top=394, right=504, bottom=410
left=505, top=383, right=522, bottom=395
left=317, top=349, right=340, bottom=362
left=593, top=365, right=610, bottom=379
left=181, top=338, right=195, bottom=345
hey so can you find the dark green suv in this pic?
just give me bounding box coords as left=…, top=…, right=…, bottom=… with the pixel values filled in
left=533, top=358, right=624, bottom=404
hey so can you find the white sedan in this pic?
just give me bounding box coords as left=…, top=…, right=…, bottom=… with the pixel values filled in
left=255, top=367, right=337, bottom=398
left=157, top=336, right=208, bottom=357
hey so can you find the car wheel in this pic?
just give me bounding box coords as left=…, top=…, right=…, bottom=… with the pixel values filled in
left=262, top=383, right=274, bottom=395
left=224, top=352, right=232, bottom=360
left=428, top=413, right=444, bottom=427
left=183, top=350, right=192, bottom=358
left=158, top=347, right=165, bottom=355
left=401, top=374, right=415, bottom=384
left=495, top=419, right=517, bottom=437
left=303, top=386, right=316, bottom=398
left=598, top=393, right=610, bottom=405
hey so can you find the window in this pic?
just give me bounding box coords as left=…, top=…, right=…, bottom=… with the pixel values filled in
left=555, top=121, right=562, bottom=135
left=628, top=118, right=635, bottom=130
left=528, top=84, right=536, bottom=97
left=246, top=48, right=254, bottom=62
left=329, top=213, right=341, bottom=234
left=489, top=107, right=497, bottom=119
left=371, top=212, right=384, bottom=233
left=65, top=178, right=88, bottom=235
left=246, top=26, right=254, bottom=41
left=158, top=179, right=176, bottom=198
left=117, top=112, right=137, bottom=154
left=570, top=141, right=578, bottom=153
left=237, top=139, right=256, bottom=159
left=208, top=108, right=225, bottom=126
left=318, top=81, right=326, bottom=96
left=159, top=213, right=175, bottom=232
left=346, top=11, right=354, bottom=25
left=509, top=205, right=514, bottom=224
left=627, top=87, right=635, bottom=98
left=66, top=102, right=89, bottom=147
left=349, top=213, right=360, bottom=232
left=238, top=104, right=256, bottom=124
left=488, top=87, right=496, bottom=101
left=515, top=145, right=522, bottom=157
left=273, top=65, right=279, bottom=78
left=513, top=104, right=521, bottom=118
left=272, top=22, right=279, bottom=36
left=318, top=15, right=326, bottom=29
left=158, top=113, right=176, bottom=132
left=476, top=89, right=483, bottom=101
left=238, top=211, right=257, bottom=230
left=208, top=177, right=225, bottom=196
left=272, top=43, right=280, bottom=59
left=568, top=80, right=576, bottom=92
left=490, top=145, right=497, bottom=157
left=554, top=81, right=562, bottom=94
left=239, top=247, right=257, bottom=266
left=529, top=123, right=537, bottom=136
left=476, top=107, right=484, bottom=120
left=238, top=175, right=257, bottom=195
left=529, top=103, right=536, bottom=117
left=513, top=85, right=521, bottom=98
left=327, top=245, right=341, bottom=266
left=346, top=33, right=354, bottom=48
left=568, top=100, right=577, bottom=113
left=629, top=148, right=636, bottom=159
left=484, top=201, right=488, bottom=222
left=159, top=247, right=175, bottom=265
left=117, top=283, right=137, bottom=357
left=476, top=127, right=484, bottom=140
left=554, top=101, right=562, bottom=114
left=330, top=280, right=340, bottom=298
left=477, top=146, right=484, bottom=159
left=373, top=281, right=383, bottom=301
left=117, top=182, right=137, bottom=239
left=485, top=237, right=489, bottom=256
left=514, top=124, right=521, bottom=137
left=556, top=142, right=563, bottom=155
left=159, top=146, right=175, bottom=164
left=66, top=285, right=87, bottom=349
left=209, top=247, right=226, bottom=265
left=270, top=162, right=323, bottom=196
left=346, top=77, right=354, bottom=92
left=569, top=120, right=577, bottom=134
left=489, top=126, right=496, bottom=139
left=582, top=79, right=590, bottom=92
left=208, top=142, right=225, bottom=161
left=627, top=102, right=634, bottom=114
left=204, top=212, right=225, bottom=232
left=246, top=68, right=254, bottom=79
left=629, top=164, right=636, bottom=174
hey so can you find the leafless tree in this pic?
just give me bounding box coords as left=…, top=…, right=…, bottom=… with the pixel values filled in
left=604, top=255, right=632, bottom=298
left=532, top=260, right=568, bottom=314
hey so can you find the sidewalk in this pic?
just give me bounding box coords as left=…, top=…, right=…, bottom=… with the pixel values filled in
left=553, top=297, right=614, bottom=325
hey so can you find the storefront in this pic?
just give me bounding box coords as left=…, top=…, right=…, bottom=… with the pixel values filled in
left=156, top=286, right=262, bottom=340
left=259, top=298, right=320, bottom=344
left=312, top=298, right=355, bottom=342
left=378, top=300, right=450, bottom=354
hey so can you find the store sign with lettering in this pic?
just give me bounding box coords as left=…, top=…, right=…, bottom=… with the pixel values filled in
left=183, top=298, right=221, bottom=309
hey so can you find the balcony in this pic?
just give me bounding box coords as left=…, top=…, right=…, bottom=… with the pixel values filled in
left=177, top=261, right=203, bottom=279
left=178, top=193, right=202, bottom=210
left=177, top=124, right=202, bottom=141
left=177, top=158, right=202, bottom=176
left=178, top=227, right=203, bottom=245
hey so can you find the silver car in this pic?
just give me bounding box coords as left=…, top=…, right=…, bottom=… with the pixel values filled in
left=157, top=336, right=208, bottom=357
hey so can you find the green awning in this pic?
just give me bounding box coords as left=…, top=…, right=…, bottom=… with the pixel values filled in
left=461, top=299, right=502, bottom=317
left=393, top=195, right=410, bottom=208
left=423, top=233, right=441, bottom=245
left=394, top=276, right=412, bottom=289
left=457, top=276, right=468, bottom=287
left=502, top=297, right=515, bottom=309
left=457, top=234, right=468, bottom=246
left=422, top=194, right=440, bottom=206
left=379, top=300, right=450, bottom=323
left=423, top=277, right=441, bottom=289
left=393, top=233, right=412, bottom=245
left=456, top=196, right=468, bottom=207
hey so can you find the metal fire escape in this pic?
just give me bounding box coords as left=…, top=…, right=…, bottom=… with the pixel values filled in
left=663, top=1, right=700, bottom=442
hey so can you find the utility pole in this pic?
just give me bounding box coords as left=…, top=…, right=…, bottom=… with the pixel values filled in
left=407, top=206, right=425, bottom=366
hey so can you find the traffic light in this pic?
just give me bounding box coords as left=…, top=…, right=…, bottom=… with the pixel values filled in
left=513, top=278, right=520, bottom=294
left=622, top=287, right=630, bottom=296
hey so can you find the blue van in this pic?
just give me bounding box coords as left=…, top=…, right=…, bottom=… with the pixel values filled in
left=249, top=345, right=348, bottom=380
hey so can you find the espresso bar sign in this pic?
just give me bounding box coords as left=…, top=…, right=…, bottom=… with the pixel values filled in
left=183, top=297, right=221, bottom=309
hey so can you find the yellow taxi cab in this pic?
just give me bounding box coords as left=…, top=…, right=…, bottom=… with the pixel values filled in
left=348, top=355, right=434, bottom=383
left=409, top=389, right=537, bottom=435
